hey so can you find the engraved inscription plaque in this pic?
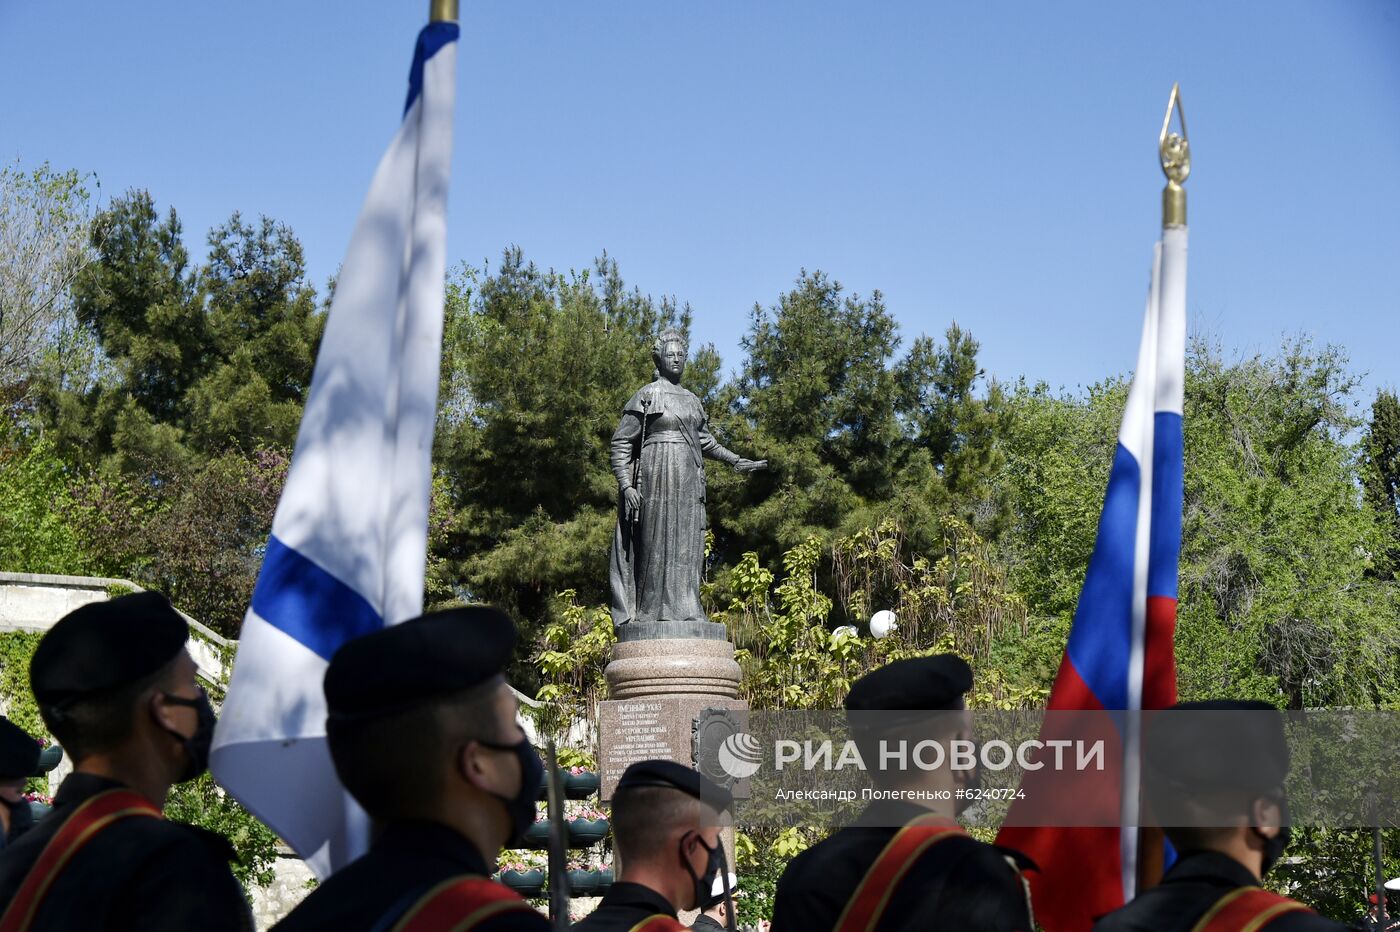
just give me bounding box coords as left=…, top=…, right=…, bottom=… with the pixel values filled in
left=598, top=696, right=682, bottom=800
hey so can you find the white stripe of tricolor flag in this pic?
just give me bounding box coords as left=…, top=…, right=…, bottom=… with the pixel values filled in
left=210, top=21, right=458, bottom=879
left=1118, top=225, right=1187, bottom=900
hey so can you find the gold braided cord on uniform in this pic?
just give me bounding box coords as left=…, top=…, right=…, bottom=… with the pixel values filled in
left=440, top=899, right=543, bottom=932
left=389, top=874, right=541, bottom=932
left=832, top=813, right=968, bottom=932
left=1187, top=886, right=1312, bottom=932
left=0, top=789, right=161, bottom=932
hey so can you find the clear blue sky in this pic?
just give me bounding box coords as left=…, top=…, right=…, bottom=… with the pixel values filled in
left=3, top=1, right=1397, bottom=403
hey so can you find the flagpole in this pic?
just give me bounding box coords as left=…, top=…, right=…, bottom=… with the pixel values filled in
left=430, top=0, right=459, bottom=22
left=1138, top=83, right=1190, bottom=896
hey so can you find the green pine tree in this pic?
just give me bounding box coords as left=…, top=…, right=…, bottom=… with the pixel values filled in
left=39, top=192, right=323, bottom=476
left=1362, top=390, right=1400, bottom=580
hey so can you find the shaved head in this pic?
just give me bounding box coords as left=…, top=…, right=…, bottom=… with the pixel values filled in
left=612, top=785, right=719, bottom=866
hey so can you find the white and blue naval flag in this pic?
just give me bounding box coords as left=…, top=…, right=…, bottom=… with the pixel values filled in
left=210, top=21, right=458, bottom=879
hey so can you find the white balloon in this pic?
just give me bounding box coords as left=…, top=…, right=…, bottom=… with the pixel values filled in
left=870, top=610, right=898, bottom=639
left=832, top=625, right=859, bottom=639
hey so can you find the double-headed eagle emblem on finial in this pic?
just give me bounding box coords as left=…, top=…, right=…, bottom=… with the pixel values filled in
left=1159, top=82, right=1190, bottom=186
left=1159, top=83, right=1190, bottom=227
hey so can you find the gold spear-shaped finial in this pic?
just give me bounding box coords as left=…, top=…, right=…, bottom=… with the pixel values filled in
left=430, top=0, right=459, bottom=22
left=1159, top=83, right=1189, bottom=228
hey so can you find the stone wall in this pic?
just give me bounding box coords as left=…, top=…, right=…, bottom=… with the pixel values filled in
left=0, top=575, right=108, bottom=630
left=0, top=573, right=230, bottom=683
left=250, top=852, right=316, bottom=930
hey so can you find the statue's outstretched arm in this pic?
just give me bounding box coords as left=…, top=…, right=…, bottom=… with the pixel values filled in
left=698, top=418, right=767, bottom=472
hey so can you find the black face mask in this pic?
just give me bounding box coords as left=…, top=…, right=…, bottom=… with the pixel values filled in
left=1258, top=795, right=1292, bottom=877
left=159, top=687, right=217, bottom=783
left=959, top=744, right=984, bottom=798
left=682, top=833, right=726, bottom=913
left=477, top=737, right=544, bottom=846
left=1260, top=825, right=1291, bottom=877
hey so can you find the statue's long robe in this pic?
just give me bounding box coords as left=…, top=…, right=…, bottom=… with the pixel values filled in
left=608, top=379, right=734, bottom=627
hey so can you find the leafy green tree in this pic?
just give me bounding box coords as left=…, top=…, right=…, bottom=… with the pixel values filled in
left=998, top=338, right=1399, bottom=710
left=69, top=448, right=289, bottom=639
left=1176, top=340, right=1397, bottom=709
left=1274, top=827, right=1400, bottom=923
left=1362, top=390, right=1400, bottom=580
left=0, top=416, right=89, bottom=575
left=533, top=592, right=616, bottom=738
left=0, top=632, right=47, bottom=739
left=995, top=376, right=1125, bottom=616
left=165, top=773, right=281, bottom=888
left=719, top=519, right=1029, bottom=712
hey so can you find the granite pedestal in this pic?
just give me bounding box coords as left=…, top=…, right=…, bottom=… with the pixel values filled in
left=597, top=621, right=748, bottom=869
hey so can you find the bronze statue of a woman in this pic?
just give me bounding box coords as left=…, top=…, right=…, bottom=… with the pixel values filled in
left=609, top=329, right=766, bottom=632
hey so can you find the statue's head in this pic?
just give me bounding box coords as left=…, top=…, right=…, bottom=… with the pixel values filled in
left=652, top=328, right=688, bottom=382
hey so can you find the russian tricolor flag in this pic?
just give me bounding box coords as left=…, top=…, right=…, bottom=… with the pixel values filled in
left=209, top=19, right=458, bottom=878
left=996, top=225, right=1186, bottom=930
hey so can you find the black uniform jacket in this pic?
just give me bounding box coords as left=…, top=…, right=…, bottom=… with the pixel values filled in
left=770, top=801, right=1034, bottom=932
left=0, top=798, right=34, bottom=850
left=0, top=773, right=252, bottom=932
left=1092, top=850, right=1347, bottom=931
left=274, top=820, right=549, bottom=932
left=691, top=913, right=727, bottom=932
left=572, top=881, right=678, bottom=932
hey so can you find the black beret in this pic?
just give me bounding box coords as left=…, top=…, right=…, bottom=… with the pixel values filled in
left=31, top=593, right=188, bottom=708
left=616, top=759, right=734, bottom=815
left=1145, top=700, right=1289, bottom=796
left=845, top=654, right=973, bottom=713
left=324, top=606, right=516, bottom=719
left=0, top=718, right=40, bottom=780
